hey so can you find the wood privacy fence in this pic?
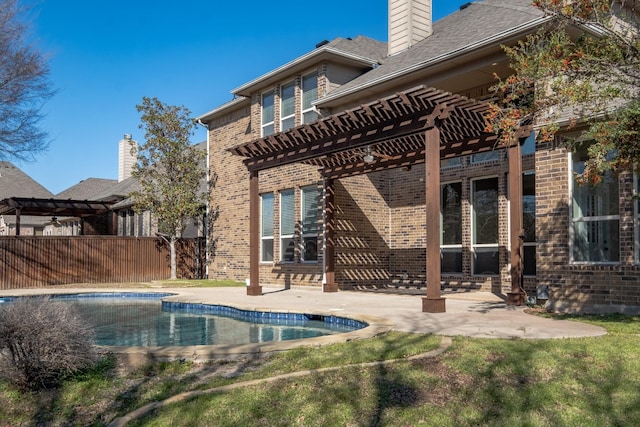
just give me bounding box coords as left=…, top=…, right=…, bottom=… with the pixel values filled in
left=0, top=236, right=206, bottom=290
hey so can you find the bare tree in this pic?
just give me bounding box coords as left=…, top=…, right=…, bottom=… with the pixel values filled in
left=0, top=0, right=55, bottom=161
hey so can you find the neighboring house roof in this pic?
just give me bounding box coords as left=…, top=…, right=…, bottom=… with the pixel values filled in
left=0, top=161, right=52, bottom=199
left=55, top=178, right=118, bottom=199
left=317, top=0, right=546, bottom=107
left=93, top=176, right=140, bottom=203
left=0, top=162, right=53, bottom=229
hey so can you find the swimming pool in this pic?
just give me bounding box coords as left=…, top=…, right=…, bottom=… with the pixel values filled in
left=0, top=293, right=367, bottom=347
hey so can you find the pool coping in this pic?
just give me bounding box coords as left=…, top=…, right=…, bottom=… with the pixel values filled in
left=0, top=290, right=395, bottom=360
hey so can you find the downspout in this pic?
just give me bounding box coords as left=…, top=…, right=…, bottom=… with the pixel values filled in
left=196, top=118, right=210, bottom=279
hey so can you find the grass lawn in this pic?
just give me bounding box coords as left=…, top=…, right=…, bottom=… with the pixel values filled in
left=0, top=309, right=638, bottom=426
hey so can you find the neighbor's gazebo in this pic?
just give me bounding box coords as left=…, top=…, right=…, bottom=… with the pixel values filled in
left=230, top=85, right=530, bottom=312
left=0, top=197, right=115, bottom=235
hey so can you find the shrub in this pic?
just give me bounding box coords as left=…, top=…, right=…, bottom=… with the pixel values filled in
left=0, top=296, right=97, bottom=390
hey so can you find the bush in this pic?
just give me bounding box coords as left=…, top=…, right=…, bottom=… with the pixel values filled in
left=0, top=296, right=97, bottom=390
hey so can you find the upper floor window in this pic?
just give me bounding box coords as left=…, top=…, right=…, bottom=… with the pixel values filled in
left=302, top=73, right=318, bottom=124
left=280, top=82, right=295, bottom=132
left=261, top=90, right=275, bottom=137
left=571, top=145, right=619, bottom=263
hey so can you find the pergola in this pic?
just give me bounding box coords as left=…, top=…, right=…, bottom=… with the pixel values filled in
left=230, top=85, right=529, bottom=312
left=0, top=197, right=115, bottom=235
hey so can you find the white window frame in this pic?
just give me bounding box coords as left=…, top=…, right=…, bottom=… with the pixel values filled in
left=569, top=148, right=620, bottom=264
left=301, top=185, right=319, bottom=262
left=522, top=171, right=536, bottom=276
left=279, top=189, right=295, bottom=262
left=440, top=180, right=463, bottom=275
left=261, top=90, right=275, bottom=137
left=301, top=72, right=318, bottom=124
left=260, top=193, right=274, bottom=263
left=471, top=176, right=500, bottom=275
left=280, top=81, right=296, bottom=132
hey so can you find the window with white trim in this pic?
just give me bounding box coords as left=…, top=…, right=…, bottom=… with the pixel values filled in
left=261, top=193, right=274, bottom=262
left=302, top=73, right=318, bottom=124
left=261, top=90, right=275, bottom=137
left=441, top=182, right=462, bottom=274
left=472, top=177, right=499, bottom=275
left=301, top=185, right=319, bottom=261
left=522, top=172, right=536, bottom=275
left=571, top=146, right=619, bottom=263
left=280, top=189, right=295, bottom=262
left=280, top=81, right=295, bottom=132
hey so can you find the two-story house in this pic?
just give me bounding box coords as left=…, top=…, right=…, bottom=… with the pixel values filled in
left=198, top=0, right=640, bottom=314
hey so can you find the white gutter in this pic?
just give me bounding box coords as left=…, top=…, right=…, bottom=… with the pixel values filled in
left=317, top=16, right=552, bottom=107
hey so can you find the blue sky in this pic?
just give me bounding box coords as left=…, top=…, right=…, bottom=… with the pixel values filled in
left=18, top=0, right=461, bottom=194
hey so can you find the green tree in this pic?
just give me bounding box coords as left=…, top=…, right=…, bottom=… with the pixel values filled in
left=131, top=97, right=206, bottom=279
left=0, top=0, right=55, bottom=160
left=486, top=0, right=640, bottom=183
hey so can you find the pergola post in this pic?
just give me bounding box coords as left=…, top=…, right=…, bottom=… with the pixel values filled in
left=248, top=170, right=262, bottom=296
left=507, top=141, right=526, bottom=305
left=323, top=178, right=338, bottom=292
left=423, top=125, right=446, bottom=313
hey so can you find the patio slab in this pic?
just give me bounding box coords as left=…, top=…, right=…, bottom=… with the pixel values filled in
left=1, top=285, right=606, bottom=341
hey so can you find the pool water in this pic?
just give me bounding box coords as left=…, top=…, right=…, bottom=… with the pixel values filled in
left=0, top=294, right=365, bottom=347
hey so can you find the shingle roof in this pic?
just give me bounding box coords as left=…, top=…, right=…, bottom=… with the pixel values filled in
left=325, top=35, right=387, bottom=64
left=319, top=0, right=545, bottom=104
left=93, top=176, right=140, bottom=202
left=55, top=178, right=118, bottom=199
left=0, top=161, right=52, bottom=199
left=231, top=35, right=387, bottom=97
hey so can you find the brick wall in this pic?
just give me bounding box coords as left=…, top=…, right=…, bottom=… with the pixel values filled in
left=335, top=172, right=391, bottom=288
left=536, top=140, right=640, bottom=312
left=205, top=66, right=640, bottom=312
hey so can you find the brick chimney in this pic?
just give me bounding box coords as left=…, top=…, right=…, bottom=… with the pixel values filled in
left=118, top=134, right=137, bottom=182
left=388, top=0, right=432, bottom=56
